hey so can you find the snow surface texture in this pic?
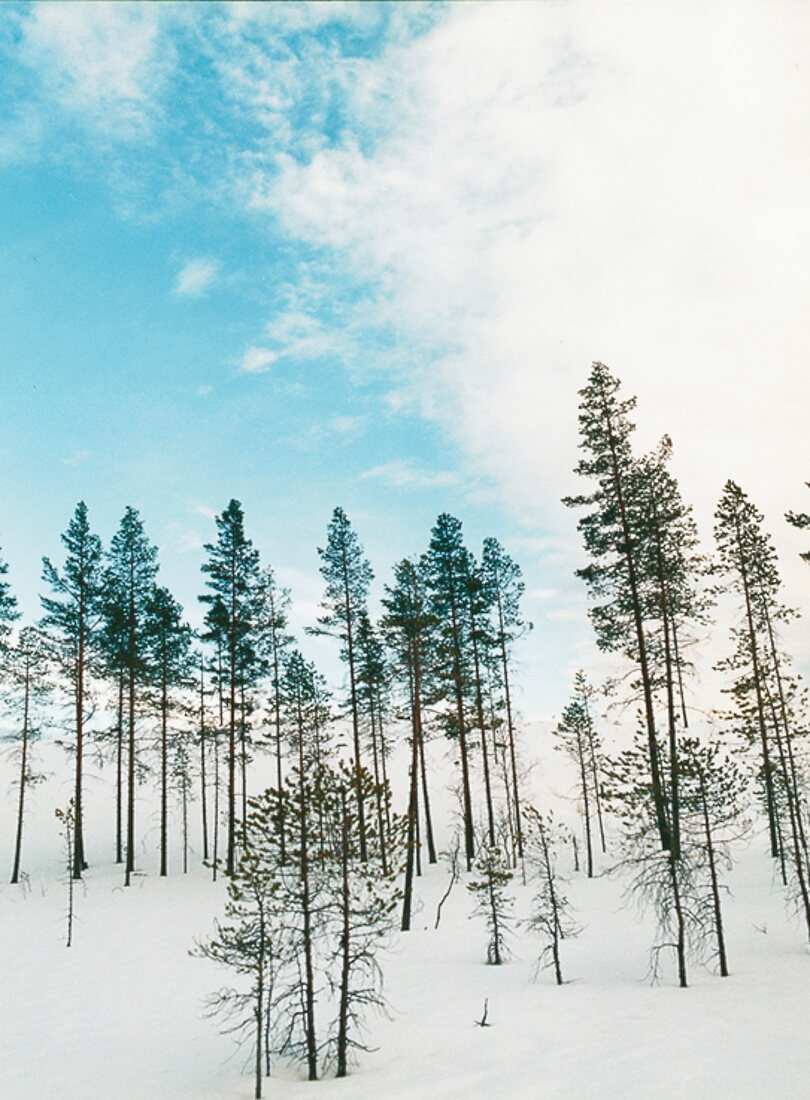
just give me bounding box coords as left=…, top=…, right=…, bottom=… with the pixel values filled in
left=2, top=733, right=809, bottom=1099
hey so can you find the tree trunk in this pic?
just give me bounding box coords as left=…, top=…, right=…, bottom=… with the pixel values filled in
left=337, top=789, right=351, bottom=1077
left=199, top=656, right=209, bottom=863
left=11, top=655, right=30, bottom=885
left=341, top=553, right=367, bottom=863
left=699, top=769, right=728, bottom=976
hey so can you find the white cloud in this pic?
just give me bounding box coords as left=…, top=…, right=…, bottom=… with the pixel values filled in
left=173, top=257, right=219, bottom=298
left=329, top=415, right=365, bottom=436
left=256, top=1, right=810, bottom=610
left=61, top=449, right=92, bottom=467
left=264, top=309, right=338, bottom=363
left=240, top=346, right=277, bottom=375
left=21, top=2, right=167, bottom=135
left=359, top=460, right=458, bottom=490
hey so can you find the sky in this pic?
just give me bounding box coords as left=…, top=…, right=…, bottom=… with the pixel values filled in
left=1, top=1, right=809, bottom=719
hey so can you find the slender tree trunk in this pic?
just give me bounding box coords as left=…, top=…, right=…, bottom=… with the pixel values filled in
left=469, top=597, right=496, bottom=849
left=240, top=682, right=249, bottom=851
left=671, top=616, right=689, bottom=727
left=668, top=854, right=688, bottom=988
left=213, top=646, right=223, bottom=882
left=74, top=594, right=86, bottom=878
left=337, top=789, right=351, bottom=1078
left=125, top=559, right=136, bottom=888
left=199, top=656, right=209, bottom=863
left=272, top=634, right=286, bottom=865
left=539, top=822, right=563, bottom=984
left=297, top=700, right=318, bottom=1081
left=116, top=667, right=124, bottom=864
left=227, top=559, right=237, bottom=876
left=11, top=656, right=31, bottom=885
left=401, top=663, right=421, bottom=931
left=654, top=523, right=681, bottom=860
left=341, top=553, right=367, bottom=863
left=255, top=903, right=266, bottom=1100
left=160, top=638, right=168, bottom=877
left=575, top=724, right=593, bottom=878
left=367, top=684, right=388, bottom=874
left=584, top=702, right=607, bottom=854
left=698, top=770, right=728, bottom=976
left=496, top=589, right=523, bottom=860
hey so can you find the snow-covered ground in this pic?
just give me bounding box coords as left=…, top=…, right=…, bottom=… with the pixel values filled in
left=2, top=733, right=809, bottom=1099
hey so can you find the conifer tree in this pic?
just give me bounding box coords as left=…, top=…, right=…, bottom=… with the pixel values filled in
left=106, top=506, right=159, bottom=886
left=605, top=732, right=703, bottom=988
left=524, top=807, right=578, bottom=984
left=554, top=671, right=606, bottom=876
left=714, top=481, right=810, bottom=938
left=382, top=557, right=437, bottom=929
left=194, top=844, right=276, bottom=1099
left=41, top=502, right=101, bottom=878
left=7, top=628, right=50, bottom=884
left=467, top=843, right=514, bottom=965
left=200, top=500, right=260, bottom=875
left=424, top=514, right=477, bottom=870
left=253, top=567, right=293, bottom=807
left=144, top=585, right=192, bottom=876
left=678, top=736, right=749, bottom=977
left=355, top=611, right=392, bottom=873
left=563, top=363, right=670, bottom=853
left=481, top=537, right=529, bottom=861
left=311, top=507, right=373, bottom=861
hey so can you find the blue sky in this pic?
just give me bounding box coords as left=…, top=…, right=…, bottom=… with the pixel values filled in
left=2, top=2, right=809, bottom=718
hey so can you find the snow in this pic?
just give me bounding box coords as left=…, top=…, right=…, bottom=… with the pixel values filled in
left=2, top=735, right=809, bottom=1099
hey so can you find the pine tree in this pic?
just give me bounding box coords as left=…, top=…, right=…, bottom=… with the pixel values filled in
left=713, top=480, right=810, bottom=942
left=194, top=845, right=276, bottom=1099
left=382, top=557, right=437, bottom=930
left=467, top=844, right=514, bottom=965
left=41, top=502, right=101, bottom=878
left=144, top=585, right=192, bottom=876
left=311, top=507, right=373, bottom=862
left=7, top=627, right=50, bottom=884
left=106, top=506, right=159, bottom=887
left=524, top=807, right=578, bottom=985
left=678, top=736, right=749, bottom=977
left=605, top=732, right=702, bottom=987
left=200, top=500, right=260, bottom=876
left=424, top=514, right=477, bottom=870
left=253, top=567, right=294, bottom=813
left=554, top=671, right=606, bottom=876
left=355, top=611, right=392, bottom=873
left=481, top=537, right=529, bottom=862
left=563, top=363, right=670, bottom=853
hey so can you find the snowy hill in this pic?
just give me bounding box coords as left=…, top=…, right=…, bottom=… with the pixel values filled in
left=2, top=731, right=809, bottom=1099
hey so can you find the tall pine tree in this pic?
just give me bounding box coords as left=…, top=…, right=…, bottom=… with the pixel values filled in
left=41, top=502, right=101, bottom=878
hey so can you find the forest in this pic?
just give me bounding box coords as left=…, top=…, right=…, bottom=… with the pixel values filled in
left=2, top=361, right=810, bottom=1099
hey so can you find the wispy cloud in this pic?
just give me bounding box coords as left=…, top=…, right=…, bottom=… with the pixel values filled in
left=173, top=257, right=219, bottom=298
left=359, top=460, right=458, bottom=490
left=328, top=415, right=365, bottom=436
left=20, top=2, right=168, bottom=138
left=240, top=346, right=277, bottom=375
left=61, top=449, right=92, bottom=467
left=255, top=1, right=810, bottom=573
